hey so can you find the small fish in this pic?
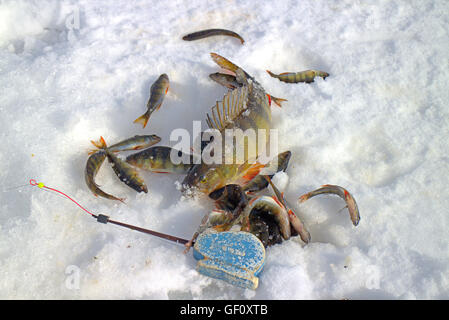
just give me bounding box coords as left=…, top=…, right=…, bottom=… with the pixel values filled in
left=266, top=176, right=311, bottom=244
left=298, top=184, right=360, bottom=226
left=182, top=29, right=244, bottom=44
left=266, top=69, right=329, bottom=84
left=106, top=149, right=148, bottom=194
left=125, top=146, right=194, bottom=174
left=134, top=74, right=170, bottom=128
left=89, top=135, right=161, bottom=155
left=84, top=151, right=125, bottom=202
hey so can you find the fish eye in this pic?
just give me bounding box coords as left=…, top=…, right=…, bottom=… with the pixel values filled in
left=200, top=176, right=207, bottom=183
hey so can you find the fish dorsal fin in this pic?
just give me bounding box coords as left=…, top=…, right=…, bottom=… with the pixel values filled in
left=206, top=86, right=248, bottom=131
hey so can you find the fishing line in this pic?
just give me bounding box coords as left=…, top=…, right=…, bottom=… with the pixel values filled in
left=28, top=178, right=190, bottom=245
left=29, top=179, right=95, bottom=217
left=1, top=183, right=32, bottom=192
left=337, top=205, right=349, bottom=214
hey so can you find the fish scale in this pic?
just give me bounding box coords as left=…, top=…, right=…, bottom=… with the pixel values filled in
left=182, top=53, right=272, bottom=195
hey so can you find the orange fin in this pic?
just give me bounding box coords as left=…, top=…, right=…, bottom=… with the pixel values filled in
left=89, top=136, right=107, bottom=153
left=90, top=139, right=103, bottom=149
left=99, top=136, right=107, bottom=148
left=90, top=140, right=100, bottom=148
left=134, top=112, right=150, bottom=128
left=266, top=70, right=277, bottom=78
left=87, top=148, right=98, bottom=155
left=271, top=96, right=287, bottom=107
left=242, top=162, right=265, bottom=182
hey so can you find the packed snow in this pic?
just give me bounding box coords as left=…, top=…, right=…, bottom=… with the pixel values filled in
left=0, top=0, right=448, bottom=299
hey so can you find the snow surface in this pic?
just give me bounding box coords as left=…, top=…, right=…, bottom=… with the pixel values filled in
left=1, top=0, right=448, bottom=299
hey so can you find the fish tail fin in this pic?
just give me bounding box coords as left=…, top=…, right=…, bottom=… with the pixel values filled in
left=133, top=111, right=150, bottom=128
left=87, top=149, right=98, bottom=155
left=89, top=136, right=108, bottom=154
left=99, top=136, right=107, bottom=148
left=271, top=96, right=288, bottom=107
left=90, top=139, right=103, bottom=149
left=266, top=70, right=277, bottom=78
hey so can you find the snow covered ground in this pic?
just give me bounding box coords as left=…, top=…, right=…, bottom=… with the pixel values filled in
left=0, top=0, right=448, bottom=299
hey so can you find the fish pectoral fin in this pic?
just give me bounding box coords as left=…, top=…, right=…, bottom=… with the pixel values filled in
left=241, top=162, right=266, bottom=183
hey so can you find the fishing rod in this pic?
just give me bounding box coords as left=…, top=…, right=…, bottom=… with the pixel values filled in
left=29, top=179, right=191, bottom=246
left=27, top=179, right=268, bottom=290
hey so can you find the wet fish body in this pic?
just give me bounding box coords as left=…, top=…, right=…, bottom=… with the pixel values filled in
left=266, top=176, right=311, bottom=243
left=134, top=74, right=170, bottom=128
left=182, top=29, right=244, bottom=44
left=107, top=135, right=161, bottom=152
left=298, top=184, right=360, bottom=226
left=126, top=146, right=194, bottom=174
left=84, top=151, right=124, bottom=202
left=90, top=135, right=161, bottom=154
left=245, top=196, right=291, bottom=240
left=266, top=70, right=329, bottom=84
left=106, top=150, right=148, bottom=194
